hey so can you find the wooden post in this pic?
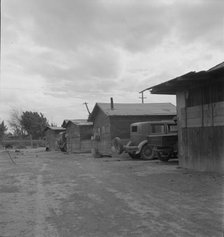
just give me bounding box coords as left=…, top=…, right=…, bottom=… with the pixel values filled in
left=139, top=91, right=146, bottom=103
left=84, top=102, right=91, bottom=115
left=30, top=134, right=33, bottom=148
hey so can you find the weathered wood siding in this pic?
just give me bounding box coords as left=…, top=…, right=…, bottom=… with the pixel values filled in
left=80, top=126, right=93, bottom=140
left=66, top=123, right=80, bottom=152
left=176, top=82, right=224, bottom=173
left=66, top=123, right=93, bottom=153
left=92, top=109, right=111, bottom=155
left=181, top=127, right=224, bottom=172
left=45, top=130, right=60, bottom=151
left=79, top=125, right=93, bottom=153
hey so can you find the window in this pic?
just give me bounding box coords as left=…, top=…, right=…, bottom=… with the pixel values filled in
left=151, top=124, right=165, bottom=134
left=131, top=126, right=138, bottom=132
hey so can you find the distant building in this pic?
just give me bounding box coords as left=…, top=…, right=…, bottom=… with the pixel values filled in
left=88, top=100, right=176, bottom=156
left=145, top=62, right=224, bottom=173
left=62, top=120, right=93, bottom=153
left=44, top=126, right=65, bottom=151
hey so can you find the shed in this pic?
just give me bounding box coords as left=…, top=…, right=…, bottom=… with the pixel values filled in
left=63, top=120, right=93, bottom=153
left=44, top=126, right=65, bottom=151
left=88, top=102, right=176, bottom=156
left=143, top=62, right=224, bottom=173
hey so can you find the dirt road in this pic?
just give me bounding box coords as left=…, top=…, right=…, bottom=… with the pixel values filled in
left=0, top=149, right=223, bottom=237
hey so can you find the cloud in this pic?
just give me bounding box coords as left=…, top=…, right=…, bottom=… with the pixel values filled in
left=4, top=0, right=223, bottom=53
left=3, top=0, right=173, bottom=52
left=173, top=0, right=224, bottom=46
left=1, top=0, right=223, bottom=125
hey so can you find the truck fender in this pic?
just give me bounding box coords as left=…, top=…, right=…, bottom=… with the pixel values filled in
left=136, top=140, right=148, bottom=154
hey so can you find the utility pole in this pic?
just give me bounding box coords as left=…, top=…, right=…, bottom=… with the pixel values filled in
left=83, top=102, right=91, bottom=115
left=139, top=91, right=146, bottom=103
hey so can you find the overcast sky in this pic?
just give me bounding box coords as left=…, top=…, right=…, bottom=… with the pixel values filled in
left=1, top=0, right=224, bottom=126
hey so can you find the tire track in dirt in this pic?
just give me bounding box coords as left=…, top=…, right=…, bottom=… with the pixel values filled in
left=34, top=161, right=59, bottom=237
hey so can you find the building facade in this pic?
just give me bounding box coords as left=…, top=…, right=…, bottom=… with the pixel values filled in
left=88, top=102, right=176, bottom=156
left=44, top=126, right=65, bottom=151
left=146, top=62, right=224, bottom=173
left=63, top=120, right=93, bottom=153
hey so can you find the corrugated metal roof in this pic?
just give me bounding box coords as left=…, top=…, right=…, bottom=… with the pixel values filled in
left=62, top=119, right=88, bottom=127
left=69, top=119, right=87, bottom=124
left=144, top=61, right=224, bottom=95
left=44, top=126, right=65, bottom=131
left=208, top=61, right=224, bottom=71
left=70, top=120, right=93, bottom=126
left=96, top=103, right=176, bottom=116
left=64, top=119, right=93, bottom=127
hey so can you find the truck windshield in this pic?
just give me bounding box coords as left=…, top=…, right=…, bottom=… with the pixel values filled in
left=151, top=124, right=165, bottom=134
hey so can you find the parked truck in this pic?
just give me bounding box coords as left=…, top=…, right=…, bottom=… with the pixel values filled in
left=113, top=120, right=178, bottom=161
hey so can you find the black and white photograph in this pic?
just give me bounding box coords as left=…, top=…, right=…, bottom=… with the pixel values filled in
left=0, top=0, right=224, bottom=236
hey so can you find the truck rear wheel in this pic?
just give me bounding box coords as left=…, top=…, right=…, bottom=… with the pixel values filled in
left=140, top=144, right=154, bottom=160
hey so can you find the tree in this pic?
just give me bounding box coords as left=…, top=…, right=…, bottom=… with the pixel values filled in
left=8, top=109, right=25, bottom=136
left=0, top=121, right=7, bottom=142
left=20, top=111, right=49, bottom=139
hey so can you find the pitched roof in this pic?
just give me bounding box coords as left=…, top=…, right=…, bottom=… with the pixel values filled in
left=143, top=61, right=224, bottom=95
left=208, top=61, right=224, bottom=71
left=89, top=103, right=176, bottom=121
left=44, top=126, right=65, bottom=132
left=61, top=119, right=69, bottom=127
left=66, top=119, right=93, bottom=127
left=62, top=119, right=88, bottom=127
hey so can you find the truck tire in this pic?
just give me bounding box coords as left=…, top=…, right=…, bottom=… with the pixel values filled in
left=140, top=144, right=154, bottom=160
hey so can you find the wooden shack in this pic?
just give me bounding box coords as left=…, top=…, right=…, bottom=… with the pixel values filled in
left=88, top=101, right=176, bottom=156
left=63, top=120, right=93, bottom=153
left=44, top=126, right=65, bottom=151
left=145, top=62, right=224, bottom=173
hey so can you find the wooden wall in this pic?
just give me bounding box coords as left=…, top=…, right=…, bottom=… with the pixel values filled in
left=45, top=130, right=60, bottom=151
left=66, top=123, right=80, bottom=153
left=79, top=125, right=92, bottom=153
left=66, top=123, right=92, bottom=153
left=181, top=127, right=224, bottom=172
left=80, top=125, right=93, bottom=140
left=176, top=82, right=224, bottom=173
left=92, top=109, right=111, bottom=155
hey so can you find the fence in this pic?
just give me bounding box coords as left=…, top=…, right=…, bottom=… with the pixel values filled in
left=1, top=139, right=45, bottom=148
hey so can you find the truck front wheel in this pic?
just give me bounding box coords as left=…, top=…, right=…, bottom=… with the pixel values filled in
left=140, top=144, right=154, bottom=160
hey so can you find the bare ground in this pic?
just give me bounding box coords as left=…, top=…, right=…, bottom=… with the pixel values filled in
left=0, top=148, right=223, bottom=237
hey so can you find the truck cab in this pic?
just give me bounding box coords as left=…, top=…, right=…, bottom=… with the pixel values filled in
left=146, top=121, right=178, bottom=161
left=129, top=122, right=152, bottom=145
